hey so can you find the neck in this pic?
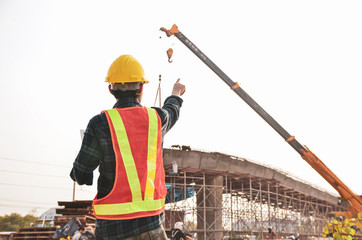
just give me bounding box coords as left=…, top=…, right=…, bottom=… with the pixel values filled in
left=116, top=97, right=141, bottom=103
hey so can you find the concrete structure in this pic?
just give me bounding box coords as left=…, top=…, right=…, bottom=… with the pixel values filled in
left=163, top=148, right=346, bottom=240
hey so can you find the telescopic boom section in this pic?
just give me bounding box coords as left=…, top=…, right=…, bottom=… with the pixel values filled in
left=160, top=24, right=362, bottom=217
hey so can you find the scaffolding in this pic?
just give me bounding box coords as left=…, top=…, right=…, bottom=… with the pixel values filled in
left=163, top=167, right=346, bottom=240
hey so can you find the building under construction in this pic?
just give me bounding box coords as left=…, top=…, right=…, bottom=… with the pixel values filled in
left=163, top=148, right=346, bottom=240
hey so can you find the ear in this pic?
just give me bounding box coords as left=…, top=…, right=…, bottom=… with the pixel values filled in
left=108, top=84, right=112, bottom=94
left=137, top=83, right=144, bottom=94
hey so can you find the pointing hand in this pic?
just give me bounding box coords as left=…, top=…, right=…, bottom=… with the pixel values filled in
left=172, top=78, right=186, bottom=96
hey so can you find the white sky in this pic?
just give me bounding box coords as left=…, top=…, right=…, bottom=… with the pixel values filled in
left=0, top=0, right=361, bottom=216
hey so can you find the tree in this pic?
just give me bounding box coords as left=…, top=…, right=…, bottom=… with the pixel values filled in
left=0, top=213, right=38, bottom=231
left=322, top=212, right=362, bottom=240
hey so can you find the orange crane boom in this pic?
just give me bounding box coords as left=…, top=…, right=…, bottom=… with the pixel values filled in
left=160, top=24, right=362, bottom=217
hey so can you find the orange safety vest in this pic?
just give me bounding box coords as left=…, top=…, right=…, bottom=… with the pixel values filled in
left=93, top=107, right=166, bottom=220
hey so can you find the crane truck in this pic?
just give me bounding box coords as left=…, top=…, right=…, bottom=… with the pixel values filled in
left=160, top=24, right=362, bottom=234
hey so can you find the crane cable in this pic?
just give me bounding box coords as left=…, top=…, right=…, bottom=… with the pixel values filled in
left=154, top=31, right=175, bottom=107
left=153, top=74, right=162, bottom=107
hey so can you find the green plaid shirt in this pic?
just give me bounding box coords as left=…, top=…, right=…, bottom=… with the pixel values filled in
left=70, top=96, right=183, bottom=239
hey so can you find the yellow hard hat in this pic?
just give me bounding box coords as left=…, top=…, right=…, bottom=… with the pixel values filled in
left=105, top=55, right=149, bottom=84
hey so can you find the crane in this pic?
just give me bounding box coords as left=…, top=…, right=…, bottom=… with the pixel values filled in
left=160, top=24, right=362, bottom=220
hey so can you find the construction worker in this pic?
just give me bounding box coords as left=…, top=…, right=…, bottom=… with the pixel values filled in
left=171, top=222, right=193, bottom=240
left=70, top=54, right=185, bottom=240
left=71, top=226, right=85, bottom=240
left=265, top=227, right=276, bottom=239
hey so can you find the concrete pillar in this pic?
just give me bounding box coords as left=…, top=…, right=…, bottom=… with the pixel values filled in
left=197, top=174, right=223, bottom=240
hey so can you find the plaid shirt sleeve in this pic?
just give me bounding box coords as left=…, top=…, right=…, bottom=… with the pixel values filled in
left=153, top=95, right=183, bottom=137
left=70, top=115, right=103, bottom=185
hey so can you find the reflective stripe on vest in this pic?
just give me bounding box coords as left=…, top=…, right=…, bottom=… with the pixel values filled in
left=93, top=107, right=165, bottom=218
left=145, top=108, right=158, bottom=200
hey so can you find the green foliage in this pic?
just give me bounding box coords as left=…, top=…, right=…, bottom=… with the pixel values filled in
left=322, top=212, right=362, bottom=240
left=0, top=213, right=38, bottom=231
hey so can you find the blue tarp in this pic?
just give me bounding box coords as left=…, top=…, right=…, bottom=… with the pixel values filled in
left=165, top=184, right=195, bottom=203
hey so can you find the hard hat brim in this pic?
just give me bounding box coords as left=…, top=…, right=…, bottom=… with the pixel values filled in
left=105, top=77, right=149, bottom=84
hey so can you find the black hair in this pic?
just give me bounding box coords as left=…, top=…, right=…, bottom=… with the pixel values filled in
left=79, top=226, right=85, bottom=231
left=110, top=90, right=140, bottom=99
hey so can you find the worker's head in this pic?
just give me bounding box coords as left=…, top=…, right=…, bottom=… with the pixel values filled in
left=174, top=221, right=184, bottom=230
left=268, top=227, right=272, bottom=233
left=105, top=54, right=149, bottom=102
left=78, top=226, right=85, bottom=234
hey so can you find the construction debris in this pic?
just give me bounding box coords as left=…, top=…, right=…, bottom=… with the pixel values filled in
left=9, top=200, right=95, bottom=240
left=54, top=200, right=95, bottom=228
left=10, top=227, right=56, bottom=240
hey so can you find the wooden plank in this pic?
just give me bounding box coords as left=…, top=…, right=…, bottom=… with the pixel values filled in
left=13, top=231, right=54, bottom=235
left=57, top=200, right=93, bottom=208
left=19, top=227, right=56, bottom=232
left=12, top=236, right=52, bottom=239
left=56, top=208, right=93, bottom=215
left=54, top=215, right=95, bottom=221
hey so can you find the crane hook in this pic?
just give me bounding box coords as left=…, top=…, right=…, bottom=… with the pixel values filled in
left=167, top=48, right=173, bottom=63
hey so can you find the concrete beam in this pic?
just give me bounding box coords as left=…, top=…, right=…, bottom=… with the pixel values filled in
left=163, top=148, right=339, bottom=205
